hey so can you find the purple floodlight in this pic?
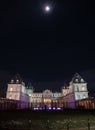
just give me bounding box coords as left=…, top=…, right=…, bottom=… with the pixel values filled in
left=57, top=107, right=61, bottom=110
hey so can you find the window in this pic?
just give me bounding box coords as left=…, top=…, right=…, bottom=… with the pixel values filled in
left=77, top=94, right=80, bottom=99
left=37, top=99, right=40, bottom=103
left=75, top=78, right=78, bottom=82
left=14, top=95, right=17, bottom=99
left=81, top=79, right=84, bottom=82
left=76, top=86, right=79, bottom=91
left=10, top=87, right=13, bottom=91
left=83, top=95, right=86, bottom=98
left=16, top=87, right=19, bottom=91
left=82, top=86, right=85, bottom=91
left=9, top=95, right=12, bottom=99
left=63, top=91, right=66, bottom=95
left=16, top=80, right=19, bottom=83
left=11, top=80, right=14, bottom=83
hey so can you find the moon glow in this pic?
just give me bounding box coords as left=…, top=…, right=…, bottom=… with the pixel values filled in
left=45, top=6, right=50, bottom=12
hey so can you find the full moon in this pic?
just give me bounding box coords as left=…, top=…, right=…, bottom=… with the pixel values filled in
left=45, top=6, right=50, bottom=12
left=42, top=2, right=54, bottom=14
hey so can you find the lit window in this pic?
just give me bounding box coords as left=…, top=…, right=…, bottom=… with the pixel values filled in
left=75, top=78, right=78, bottom=82
left=9, top=95, right=12, bottom=99
left=81, top=79, right=84, bottom=82
left=16, top=80, right=19, bottom=83
left=82, top=86, right=85, bottom=91
left=11, top=80, right=14, bottom=83
left=83, top=95, right=86, bottom=98
left=29, top=94, right=31, bottom=96
left=10, top=88, right=13, bottom=91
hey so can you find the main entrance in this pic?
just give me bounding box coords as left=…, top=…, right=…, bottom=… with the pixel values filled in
left=44, top=98, right=51, bottom=107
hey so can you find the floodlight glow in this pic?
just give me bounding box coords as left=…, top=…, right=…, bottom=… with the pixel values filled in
left=57, top=108, right=61, bottom=110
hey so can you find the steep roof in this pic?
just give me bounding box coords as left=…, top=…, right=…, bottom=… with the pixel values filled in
left=26, top=82, right=34, bottom=90
left=9, top=74, right=24, bottom=84
left=71, top=73, right=86, bottom=83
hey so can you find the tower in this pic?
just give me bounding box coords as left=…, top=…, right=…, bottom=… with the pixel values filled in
left=26, top=82, right=34, bottom=97
left=71, top=73, right=88, bottom=100
left=26, top=82, right=34, bottom=108
left=6, top=74, right=26, bottom=101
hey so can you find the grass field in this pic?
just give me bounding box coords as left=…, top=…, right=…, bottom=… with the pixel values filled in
left=0, top=109, right=95, bottom=130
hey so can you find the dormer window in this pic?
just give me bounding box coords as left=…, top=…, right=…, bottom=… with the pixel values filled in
left=75, top=78, right=78, bottom=82
left=11, top=80, right=14, bottom=83
left=16, top=79, right=19, bottom=83
left=81, top=79, right=84, bottom=82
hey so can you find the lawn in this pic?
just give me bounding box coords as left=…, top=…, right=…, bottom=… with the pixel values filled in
left=0, top=109, right=95, bottom=130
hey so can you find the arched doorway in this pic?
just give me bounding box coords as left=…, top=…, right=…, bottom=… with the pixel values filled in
left=44, top=98, right=51, bottom=107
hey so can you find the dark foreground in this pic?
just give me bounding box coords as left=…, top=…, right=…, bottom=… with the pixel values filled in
left=0, top=109, right=95, bottom=130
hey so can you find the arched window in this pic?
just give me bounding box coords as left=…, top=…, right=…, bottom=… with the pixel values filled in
left=11, top=80, right=14, bottom=83
left=16, top=80, right=19, bottom=83
left=81, top=79, right=84, bottom=82
left=75, top=78, right=78, bottom=82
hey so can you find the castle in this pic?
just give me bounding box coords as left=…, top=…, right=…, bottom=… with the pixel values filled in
left=6, top=73, right=88, bottom=109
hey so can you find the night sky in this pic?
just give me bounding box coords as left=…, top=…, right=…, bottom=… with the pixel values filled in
left=0, top=0, right=95, bottom=87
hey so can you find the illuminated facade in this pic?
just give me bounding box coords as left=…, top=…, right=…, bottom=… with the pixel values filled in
left=6, top=73, right=88, bottom=109
left=30, top=89, right=62, bottom=108
left=6, top=74, right=29, bottom=108
left=62, top=73, right=88, bottom=108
